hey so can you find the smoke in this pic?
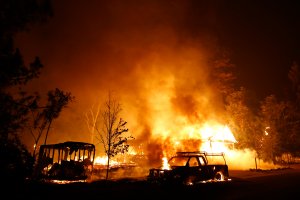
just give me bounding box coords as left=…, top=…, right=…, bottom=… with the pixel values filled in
left=16, top=0, right=245, bottom=170
left=226, top=149, right=282, bottom=170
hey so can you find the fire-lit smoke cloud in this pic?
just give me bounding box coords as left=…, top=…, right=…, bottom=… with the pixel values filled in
left=17, top=1, right=219, bottom=141
left=16, top=0, right=258, bottom=171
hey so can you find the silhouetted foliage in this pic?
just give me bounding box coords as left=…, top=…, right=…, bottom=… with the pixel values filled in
left=42, top=88, right=74, bottom=144
left=211, top=49, right=236, bottom=97
left=288, top=61, right=300, bottom=104
left=225, top=87, right=262, bottom=150
left=29, top=88, right=74, bottom=159
left=259, top=95, right=285, bottom=162
left=0, top=0, right=55, bottom=183
left=277, top=62, right=300, bottom=159
left=0, top=137, right=35, bottom=183
left=0, top=0, right=52, bottom=89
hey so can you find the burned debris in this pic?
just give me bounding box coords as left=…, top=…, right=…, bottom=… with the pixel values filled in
left=33, top=141, right=95, bottom=182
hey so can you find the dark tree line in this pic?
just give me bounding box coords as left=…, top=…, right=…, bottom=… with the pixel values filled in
left=209, top=48, right=300, bottom=165
left=222, top=61, right=300, bottom=164
left=0, top=0, right=73, bottom=183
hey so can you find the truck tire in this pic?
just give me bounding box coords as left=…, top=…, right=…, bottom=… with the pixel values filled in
left=214, top=171, right=224, bottom=181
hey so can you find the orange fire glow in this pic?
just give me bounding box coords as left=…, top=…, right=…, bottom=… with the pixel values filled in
left=150, top=120, right=237, bottom=157
left=162, top=156, right=170, bottom=170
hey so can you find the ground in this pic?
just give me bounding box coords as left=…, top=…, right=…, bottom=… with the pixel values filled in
left=3, top=164, right=300, bottom=200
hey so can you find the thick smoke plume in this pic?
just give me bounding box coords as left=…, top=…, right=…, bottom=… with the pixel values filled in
left=17, top=1, right=255, bottom=172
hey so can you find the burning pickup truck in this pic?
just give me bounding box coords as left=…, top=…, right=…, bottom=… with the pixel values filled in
left=147, top=151, right=230, bottom=185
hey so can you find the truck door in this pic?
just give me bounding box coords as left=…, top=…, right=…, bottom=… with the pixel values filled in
left=197, top=156, right=211, bottom=181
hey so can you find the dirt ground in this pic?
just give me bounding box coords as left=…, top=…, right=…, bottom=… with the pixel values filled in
left=4, top=164, right=300, bottom=200
left=229, top=164, right=298, bottom=179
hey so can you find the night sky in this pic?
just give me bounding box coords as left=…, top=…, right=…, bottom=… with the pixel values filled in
left=15, top=0, right=300, bottom=150
left=217, top=1, right=300, bottom=98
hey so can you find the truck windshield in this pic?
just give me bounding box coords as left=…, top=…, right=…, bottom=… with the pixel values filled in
left=168, top=156, right=189, bottom=167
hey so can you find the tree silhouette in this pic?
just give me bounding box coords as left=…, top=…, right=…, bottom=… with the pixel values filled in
left=259, top=95, right=288, bottom=163
left=29, top=88, right=74, bottom=159
left=225, top=87, right=262, bottom=150
left=211, top=50, right=236, bottom=97
left=43, top=88, right=74, bottom=144
left=96, top=92, right=134, bottom=180
left=0, top=0, right=53, bottom=183
left=288, top=61, right=300, bottom=103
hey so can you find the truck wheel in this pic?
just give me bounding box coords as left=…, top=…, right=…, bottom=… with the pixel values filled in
left=214, top=171, right=224, bottom=181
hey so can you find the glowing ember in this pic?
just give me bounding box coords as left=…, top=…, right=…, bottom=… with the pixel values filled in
left=50, top=179, right=87, bottom=184
left=265, top=126, right=270, bottom=136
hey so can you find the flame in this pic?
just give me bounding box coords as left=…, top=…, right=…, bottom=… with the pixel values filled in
left=156, top=121, right=237, bottom=156
left=200, top=124, right=236, bottom=153
left=81, top=47, right=278, bottom=173
left=94, top=156, right=120, bottom=166
left=153, top=121, right=239, bottom=170
left=92, top=119, right=274, bottom=174
left=162, top=156, right=170, bottom=170
left=154, top=121, right=283, bottom=172
left=155, top=122, right=280, bottom=171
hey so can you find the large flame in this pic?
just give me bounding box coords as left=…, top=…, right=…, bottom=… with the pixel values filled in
left=152, top=121, right=238, bottom=167
left=148, top=118, right=238, bottom=158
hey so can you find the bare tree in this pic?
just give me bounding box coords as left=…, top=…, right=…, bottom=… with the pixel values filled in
left=85, top=104, right=101, bottom=144
left=96, top=92, right=134, bottom=180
